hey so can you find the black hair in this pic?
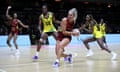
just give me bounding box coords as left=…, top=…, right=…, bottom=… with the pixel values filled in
left=42, top=4, right=48, bottom=9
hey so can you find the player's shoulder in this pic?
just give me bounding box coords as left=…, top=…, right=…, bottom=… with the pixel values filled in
left=48, top=11, right=53, bottom=15
left=103, top=23, right=106, bottom=25
left=40, top=14, right=43, bottom=18
left=91, top=19, right=97, bottom=25
left=16, top=19, right=21, bottom=22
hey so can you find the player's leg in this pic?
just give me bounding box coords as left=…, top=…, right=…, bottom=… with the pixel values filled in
left=103, top=36, right=108, bottom=49
left=13, top=34, right=18, bottom=49
left=7, top=32, right=13, bottom=48
left=33, top=32, right=48, bottom=60
left=52, top=32, right=58, bottom=40
left=53, top=38, right=71, bottom=67
left=97, top=38, right=117, bottom=60
left=13, top=34, right=20, bottom=55
left=83, top=37, right=96, bottom=56
left=33, top=31, right=42, bottom=59
left=53, top=32, right=67, bottom=61
left=42, top=32, right=48, bottom=44
left=55, top=40, right=67, bottom=58
left=33, top=39, right=42, bottom=59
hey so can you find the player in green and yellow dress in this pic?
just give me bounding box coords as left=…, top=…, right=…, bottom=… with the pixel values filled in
left=33, top=5, right=60, bottom=60
left=99, top=18, right=108, bottom=48
left=80, top=14, right=117, bottom=60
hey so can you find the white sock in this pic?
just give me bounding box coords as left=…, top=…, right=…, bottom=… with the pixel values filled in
left=56, top=59, right=59, bottom=62
left=35, top=52, right=39, bottom=56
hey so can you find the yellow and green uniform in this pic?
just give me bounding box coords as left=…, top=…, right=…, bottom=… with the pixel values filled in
left=100, top=23, right=106, bottom=36
left=93, top=24, right=103, bottom=38
left=41, top=12, right=56, bottom=32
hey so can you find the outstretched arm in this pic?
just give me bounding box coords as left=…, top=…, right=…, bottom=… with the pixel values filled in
left=61, top=18, right=78, bottom=36
left=52, top=13, right=61, bottom=24
left=6, top=6, right=12, bottom=20
left=79, top=24, right=86, bottom=30
left=79, top=22, right=92, bottom=33
left=18, top=20, right=29, bottom=28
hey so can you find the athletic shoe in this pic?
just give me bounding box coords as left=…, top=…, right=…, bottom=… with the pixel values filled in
left=86, top=50, right=94, bottom=57
left=64, top=57, right=67, bottom=61
left=33, top=55, right=39, bottom=60
left=111, top=52, right=117, bottom=60
left=53, top=61, right=60, bottom=67
left=15, top=51, right=20, bottom=55
left=68, top=54, right=72, bottom=63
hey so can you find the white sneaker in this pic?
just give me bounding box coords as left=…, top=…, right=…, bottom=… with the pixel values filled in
left=15, top=51, right=20, bottom=56
left=111, top=52, right=117, bottom=60
left=9, top=46, right=13, bottom=51
left=86, top=50, right=94, bottom=57
left=10, top=48, right=13, bottom=51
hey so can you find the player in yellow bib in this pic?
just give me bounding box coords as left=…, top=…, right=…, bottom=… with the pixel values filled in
left=33, top=5, right=60, bottom=60
left=99, top=18, right=108, bottom=48
left=80, top=14, right=117, bottom=60
left=41, top=12, right=57, bottom=32
left=93, top=24, right=103, bottom=38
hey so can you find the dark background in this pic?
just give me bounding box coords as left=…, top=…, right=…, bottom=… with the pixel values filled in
left=0, top=0, right=120, bottom=35
left=0, top=0, right=120, bottom=45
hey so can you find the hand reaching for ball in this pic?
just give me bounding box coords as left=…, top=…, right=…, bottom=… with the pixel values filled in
left=72, top=29, right=80, bottom=36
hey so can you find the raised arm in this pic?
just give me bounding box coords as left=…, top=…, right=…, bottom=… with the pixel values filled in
left=6, top=6, right=12, bottom=20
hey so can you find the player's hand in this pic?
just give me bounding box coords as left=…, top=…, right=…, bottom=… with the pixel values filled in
left=71, top=31, right=79, bottom=36
left=8, top=6, right=12, bottom=9
left=71, top=29, right=80, bottom=36
left=26, top=25, right=29, bottom=28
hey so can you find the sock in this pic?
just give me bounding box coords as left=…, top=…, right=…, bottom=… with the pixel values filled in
left=56, top=59, right=59, bottom=62
left=35, top=52, right=39, bottom=56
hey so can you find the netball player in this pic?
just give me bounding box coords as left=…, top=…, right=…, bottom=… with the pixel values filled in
left=81, top=14, right=117, bottom=60
left=33, top=5, right=60, bottom=60
left=53, top=8, right=79, bottom=67
left=6, top=6, right=29, bottom=55
left=99, top=18, right=108, bottom=48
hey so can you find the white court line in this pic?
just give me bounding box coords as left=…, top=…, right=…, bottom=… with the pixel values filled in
left=0, top=69, right=7, bottom=72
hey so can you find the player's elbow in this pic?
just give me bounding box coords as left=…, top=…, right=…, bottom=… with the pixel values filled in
left=6, top=15, right=8, bottom=18
left=62, top=31, right=66, bottom=35
left=62, top=31, right=69, bottom=35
